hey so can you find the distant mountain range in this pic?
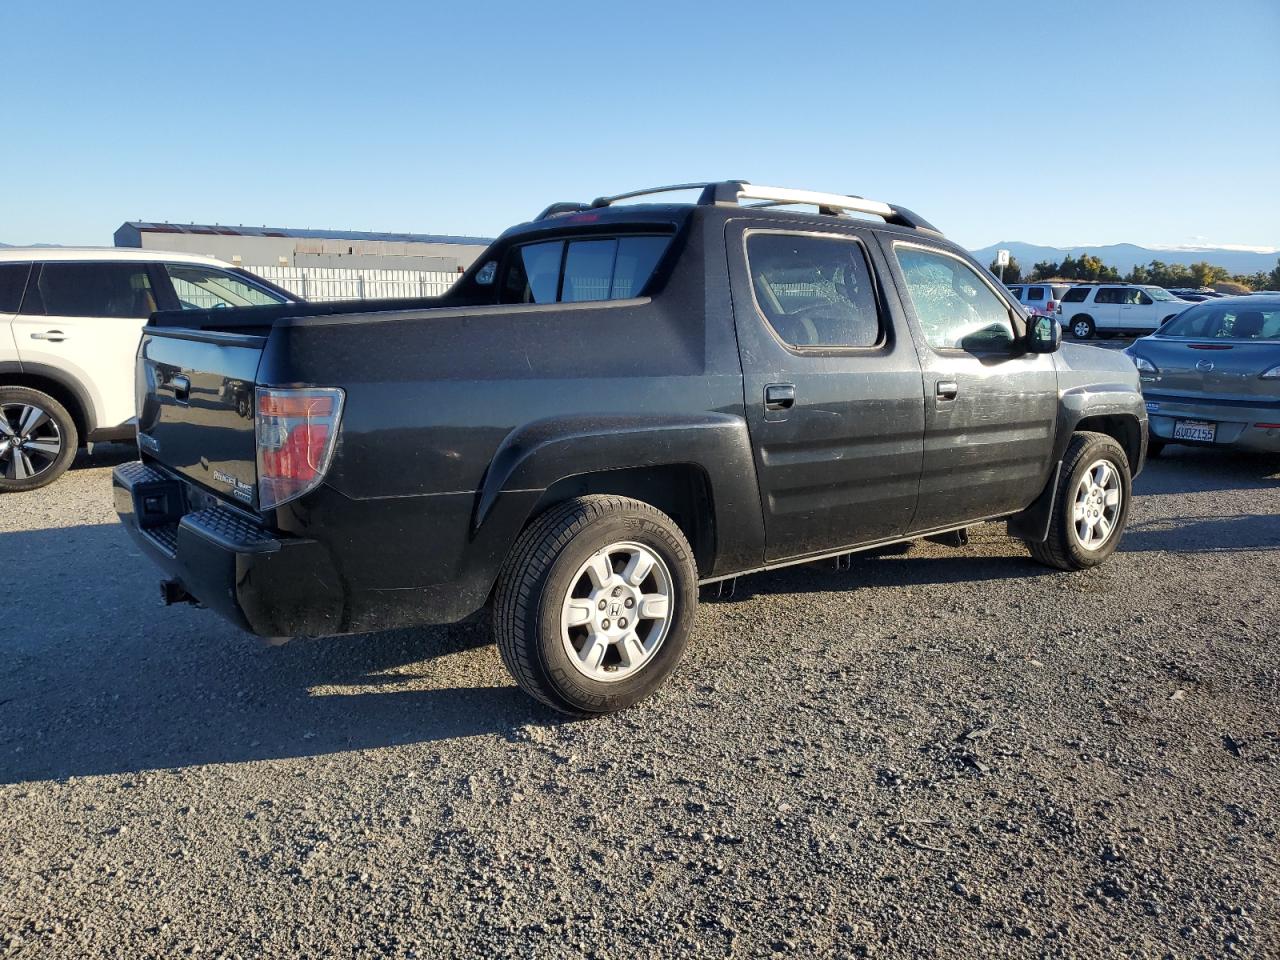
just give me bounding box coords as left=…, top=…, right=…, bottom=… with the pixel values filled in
left=970, top=241, right=1279, bottom=275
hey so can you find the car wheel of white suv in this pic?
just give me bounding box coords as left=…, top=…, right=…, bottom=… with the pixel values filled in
left=0, top=387, right=79, bottom=492
left=1070, top=315, right=1095, bottom=340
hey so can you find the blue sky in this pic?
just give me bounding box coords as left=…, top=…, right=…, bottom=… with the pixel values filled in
left=3, top=0, right=1278, bottom=251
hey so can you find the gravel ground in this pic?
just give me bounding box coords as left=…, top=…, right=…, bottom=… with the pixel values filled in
left=1, top=443, right=1278, bottom=958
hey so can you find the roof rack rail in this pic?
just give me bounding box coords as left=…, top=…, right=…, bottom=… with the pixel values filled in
left=535, top=180, right=941, bottom=235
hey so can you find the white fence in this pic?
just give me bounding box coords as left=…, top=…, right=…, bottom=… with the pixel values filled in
left=245, top=265, right=462, bottom=302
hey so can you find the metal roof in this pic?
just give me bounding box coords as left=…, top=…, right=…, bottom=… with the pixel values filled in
left=120, top=221, right=492, bottom=245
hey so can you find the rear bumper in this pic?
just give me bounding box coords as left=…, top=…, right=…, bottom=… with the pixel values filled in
left=1144, top=394, right=1280, bottom=452
left=113, top=461, right=345, bottom=637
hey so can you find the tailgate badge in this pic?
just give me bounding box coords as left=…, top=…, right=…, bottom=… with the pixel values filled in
left=1196, top=359, right=1214, bottom=372
left=212, top=469, right=255, bottom=503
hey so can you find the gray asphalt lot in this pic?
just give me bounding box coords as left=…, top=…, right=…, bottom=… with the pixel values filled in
left=1, top=441, right=1278, bottom=958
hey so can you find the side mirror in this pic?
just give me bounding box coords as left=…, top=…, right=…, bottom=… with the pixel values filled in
left=1026, top=314, right=1062, bottom=353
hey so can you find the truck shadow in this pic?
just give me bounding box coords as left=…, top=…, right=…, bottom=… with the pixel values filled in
left=0, top=523, right=563, bottom=785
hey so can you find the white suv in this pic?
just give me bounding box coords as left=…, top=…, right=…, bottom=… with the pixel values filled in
left=1056, top=284, right=1190, bottom=340
left=1005, top=282, right=1072, bottom=318
left=0, top=249, right=296, bottom=491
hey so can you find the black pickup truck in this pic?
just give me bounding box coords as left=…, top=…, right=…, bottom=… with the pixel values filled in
left=114, top=181, right=1147, bottom=715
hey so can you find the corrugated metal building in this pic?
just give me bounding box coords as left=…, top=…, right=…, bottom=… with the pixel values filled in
left=113, top=222, right=493, bottom=273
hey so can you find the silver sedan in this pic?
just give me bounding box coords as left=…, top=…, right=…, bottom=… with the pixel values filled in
left=1126, top=296, right=1280, bottom=455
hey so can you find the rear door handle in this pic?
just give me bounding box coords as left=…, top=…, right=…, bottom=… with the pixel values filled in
left=29, top=330, right=67, bottom=342
left=764, top=383, right=796, bottom=410
left=936, top=380, right=959, bottom=401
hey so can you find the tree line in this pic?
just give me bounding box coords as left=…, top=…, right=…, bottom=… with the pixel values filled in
left=989, top=253, right=1280, bottom=293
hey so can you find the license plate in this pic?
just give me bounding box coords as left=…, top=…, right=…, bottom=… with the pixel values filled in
left=1173, top=420, right=1216, bottom=443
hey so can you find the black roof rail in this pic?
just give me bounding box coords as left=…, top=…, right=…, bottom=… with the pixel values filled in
left=534, top=180, right=942, bottom=235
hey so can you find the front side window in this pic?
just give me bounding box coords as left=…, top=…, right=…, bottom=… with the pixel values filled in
left=167, top=265, right=288, bottom=310
left=27, top=262, right=156, bottom=318
left=1007, top=286, right=1024, bottom=298
left=893, top=246, right=1016, bottom=351
left=1094, top=288, right=1123, bottom=305
left=746, top=233, right=882, bottom=348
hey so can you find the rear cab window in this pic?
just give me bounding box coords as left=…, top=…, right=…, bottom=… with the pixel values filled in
left=499, top=235, right=670, bottom=305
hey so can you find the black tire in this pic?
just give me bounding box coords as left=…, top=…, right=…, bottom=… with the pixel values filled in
left=492, top=495, right=698, bottom=715
left=1070, top=315, right=1095, bottom=340
left=1026, top=431, right=1132, bottom=571
left=1147, top=439, right=1166, bottom=458
left=0, top=387, right=78, bottom=492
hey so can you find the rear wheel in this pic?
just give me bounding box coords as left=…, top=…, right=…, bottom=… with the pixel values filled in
left=493, top=495, right=698, bottom=715
left=0, top=387, right=78, bottom=492
left=1070, top=315, right=1095, bottom=340
left=1027, top=431, right=1131, bottom=570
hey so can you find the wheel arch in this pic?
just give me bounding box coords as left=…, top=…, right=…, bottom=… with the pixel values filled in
left=473, top=413, right=765, bottom=581
left=0, top=361, right=94, bottom=442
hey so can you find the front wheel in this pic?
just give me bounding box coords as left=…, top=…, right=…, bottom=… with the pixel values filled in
left=1027, top=431, right=1132, bottom=570
left=0, top=387, right=79, bottom=492
left=493, top=495, right=698, bottom=715
left=1070, top=315, right=1095, bottom=340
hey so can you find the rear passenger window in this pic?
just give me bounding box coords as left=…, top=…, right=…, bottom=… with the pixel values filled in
left=745, top=233, right=882, bottom=348
left=1094, top=288, right=1122, bottom=304
left=501, top=236, right=670, bottom=304
left=26, top=263, right=156, bottom=318
left=1026, top=286, right=1045, bottom=301
left=0, top=263, right=30, bottom=313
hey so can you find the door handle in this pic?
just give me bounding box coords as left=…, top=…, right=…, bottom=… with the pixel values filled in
left=936, top=380, right=959, bottom=401
left=764, top=383, right=796, bottom=410
left=29, top=330, right=67, bottom=342
left=170, top=375, right=191, bottom=402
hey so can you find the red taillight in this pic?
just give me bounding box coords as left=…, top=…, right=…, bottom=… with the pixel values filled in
left=256, top=386, right=345, bottom=510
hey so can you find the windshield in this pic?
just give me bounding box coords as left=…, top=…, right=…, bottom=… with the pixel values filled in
left=1157, top=300, right=1280, bottom=340
left=1144, top=286, right=1180, bottom=301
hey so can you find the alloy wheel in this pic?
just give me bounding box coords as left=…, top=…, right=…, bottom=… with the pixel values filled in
left=1071, top=459, right=1122, bottom=551
left=559, top=541, right=674, bottom=682
left=0, top=403, right=63, bottom=482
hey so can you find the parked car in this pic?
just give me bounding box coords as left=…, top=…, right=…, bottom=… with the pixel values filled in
left=1005, top=282, right=1073, bottom=318
left=0, top=249, right=298, bottom=490
left=1166, top=288, right=1214, bottom=302
left=113, top=181, right=1147, bottom=715
left=1057, top=283, right=1191, bottom=339
left=1126, top=296, right=1280, bottom=455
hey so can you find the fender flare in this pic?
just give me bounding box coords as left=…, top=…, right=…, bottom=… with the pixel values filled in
left=473, top=412, right=766, bottom=577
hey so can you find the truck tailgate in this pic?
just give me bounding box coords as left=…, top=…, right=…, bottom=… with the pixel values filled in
left=136, top=328, right=265, bottom=509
